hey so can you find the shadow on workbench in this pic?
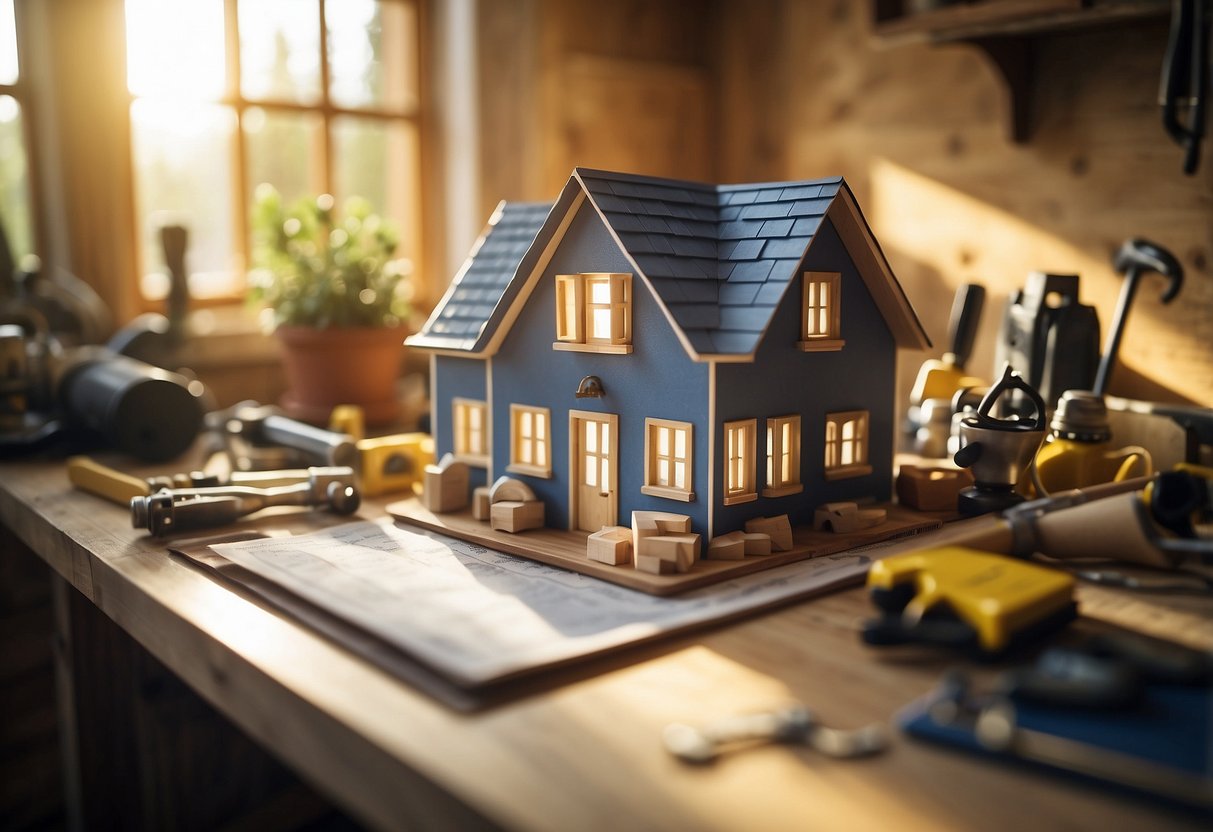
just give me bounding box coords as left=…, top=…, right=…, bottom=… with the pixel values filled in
left=0, top=527, right=366, bottom=832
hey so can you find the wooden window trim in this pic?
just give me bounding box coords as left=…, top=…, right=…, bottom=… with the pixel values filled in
left=823, top=409, right=871, bottom=481
left=722, top=418, right=757, bottom=506
left=552, top=272, right=633, bottom=353
left=642, top=417, right=694, bottom=502
left=507, top=403, right=552, bottom=478
left=763, top=414, right=803, bottom=498
left=451, top=397, right=488, bottom=466
left=799, top=271, right=843, bottom=350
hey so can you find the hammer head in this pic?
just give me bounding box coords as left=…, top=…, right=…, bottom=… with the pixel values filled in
left=1114, top=238, right=1184, bottom=303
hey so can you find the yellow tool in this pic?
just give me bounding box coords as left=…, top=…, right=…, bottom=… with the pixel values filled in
left=67, top=456, right=152, bottom=504
left=329, top=405, right=435, bottom=496
left=908, top=283, right=986, bottom=409
left=864, top=546, right=1077, bottom=655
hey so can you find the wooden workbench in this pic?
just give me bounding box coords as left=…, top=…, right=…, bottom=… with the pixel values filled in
left=1, top=456, right=1210, bottom=831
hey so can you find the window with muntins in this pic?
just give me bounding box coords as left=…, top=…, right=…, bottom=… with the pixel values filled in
left=824, top=410, right=871, bottom=480
left=723, top=419, right=757, bottom=505
left=509, top=404, right=551, bottom=477
left=642, top=418, right=694, bottom=501
left=799, top=272, right=843, bottom=351
left=764, top=415, right=802, bottom=497
left=452, top=398, right=487, bottom=462
left=554, top=273, right=632, bottom=353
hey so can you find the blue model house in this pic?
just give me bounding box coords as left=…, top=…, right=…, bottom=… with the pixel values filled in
left=406, top=168, right=929, bottom=541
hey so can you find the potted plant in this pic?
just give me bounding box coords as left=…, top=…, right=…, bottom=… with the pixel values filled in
left=249, top=184, right=413, bottom=426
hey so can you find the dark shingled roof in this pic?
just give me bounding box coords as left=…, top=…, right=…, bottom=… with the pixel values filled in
left=577, top=170, right=842, bottom=355
left=407, top=201, right=553, bottom=352
left=409, top=169, right=927, bottom=358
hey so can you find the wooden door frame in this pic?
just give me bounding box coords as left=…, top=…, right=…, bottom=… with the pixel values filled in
left=567, top=409, right=619, bottom=531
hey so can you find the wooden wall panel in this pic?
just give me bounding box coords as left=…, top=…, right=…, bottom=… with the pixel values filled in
left=716, top=2, right=1212, bottom=407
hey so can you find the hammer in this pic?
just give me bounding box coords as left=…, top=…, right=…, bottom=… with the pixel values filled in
left=1093, top=239, right=1183, bottom=395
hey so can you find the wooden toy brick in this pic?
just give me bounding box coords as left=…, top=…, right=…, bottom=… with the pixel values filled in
left=896, top=464, right=972, bottom=512
left=708, top=533, right=746, bottom=560
left=489, top=475, right=538, bottom=504
left=587, top=525, right=632, bottom=566
left=644, top=533, right=700, bottom=573
left=745, top=515, right=792, bottom=551
left=631, top=510, right=692, bottom=558
left=740, top=532, right=772, bottom=556
left=813, top=502, right=886, bottom=533
left=472, top=486, right=491, bottom=521
left=635, top=554, right=674, bottom=575
left=490, top=500, right=545, bottom=533
left=421, top=454, right=470, bottom=513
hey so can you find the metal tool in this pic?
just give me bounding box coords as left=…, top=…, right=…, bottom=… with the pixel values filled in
left=1160, top=0, right=1209, bottom=174
left=131, top=466, right=360, bottom=536
left=1093, top=239, right=1184, bottom=396
left=662, top=705, right=887, bottom=765
left=207, top=401, right=358, bottom=470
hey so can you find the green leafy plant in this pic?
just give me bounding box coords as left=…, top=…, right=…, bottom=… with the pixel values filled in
left=248, top=184, right=412, bottom=329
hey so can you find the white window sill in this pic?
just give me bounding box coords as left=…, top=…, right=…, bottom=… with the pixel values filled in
left=824, top=463, right=872, bottom=481
left=640, top=484, right=695, bottom=502
left=506, top=463, right=552, bottom=479
left=552, top=341, right=633, bottom=355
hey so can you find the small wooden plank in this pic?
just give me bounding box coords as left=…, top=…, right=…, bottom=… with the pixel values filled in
left=386, top=498, right=942, bottom=596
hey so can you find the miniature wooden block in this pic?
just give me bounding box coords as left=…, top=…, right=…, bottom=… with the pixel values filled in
left=896, top=464, right=973, bottom=512
left=707, top=533, right=746, bottom=561
left=635, top=554, right=674, bottom=575
left=489, top=475, right=538, bottom=505
left=740, top=532, right=772, bottom=556
left=587, top=525, right=632, bottom=566
left=472, top=486, right=491, bottom=521
left=631, top=510, right=692, bottom=557
left=642, top=533, right=700, bottom=573
left=744, top=515, right=792, bottom=551
left=813, top=502, right=886, bottom=534
left=422, top=456, right=470, bottom=513
left=490, top=500, right=545, bottom=533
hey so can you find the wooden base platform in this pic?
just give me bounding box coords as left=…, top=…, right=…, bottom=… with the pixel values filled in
left=385, top=498, right=942, bottom=596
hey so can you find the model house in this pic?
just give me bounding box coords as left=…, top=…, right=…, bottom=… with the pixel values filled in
left=407, top=168, right=929, bottom=540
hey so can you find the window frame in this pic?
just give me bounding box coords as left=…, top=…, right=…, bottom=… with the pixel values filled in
left=0, top=0, right=41, bottom=265
left=722, top=418, right=757, bottom=506
left=642, top=417, right=694, bottom=502
left=508, top=403, right=552, bottom=478
left=823, top=410, right=872, bottom=480
left=552, top=272, right=633, bottom=354
left=125, top=0, right=426, bottom=307
left=763, top=414, right=802, bottom=498
left=451, top=397, right=488, bottom=465
left=798, top=271, right=843, bottom=352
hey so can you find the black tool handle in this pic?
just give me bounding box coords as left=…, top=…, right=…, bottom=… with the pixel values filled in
left=947, top=283, right=986, bottom=370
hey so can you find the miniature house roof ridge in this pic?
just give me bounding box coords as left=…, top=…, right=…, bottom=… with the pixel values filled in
left=410, top=169, right=929, bottom=359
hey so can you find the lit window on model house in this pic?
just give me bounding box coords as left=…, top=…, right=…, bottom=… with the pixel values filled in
left=799, top=272, right=843, bottom=351
left=452, top=399, right=488, bottom=462
left=824, top=411, right=871, bottom=479
left=642, top=418, right=694, bottom=501
left=554, top=273, right=632, bottom=354
left=764, top=415, right=802, bottom=497
left=723, top=419, right=757, bottom=505
left=509, top=404, right=551, bottom=477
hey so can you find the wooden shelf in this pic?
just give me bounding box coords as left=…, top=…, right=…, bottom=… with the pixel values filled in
left=870, top=0, right=1171, bottom=142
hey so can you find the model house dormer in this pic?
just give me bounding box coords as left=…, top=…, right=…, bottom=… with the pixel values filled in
left=407, top=168, right=929, bottom=540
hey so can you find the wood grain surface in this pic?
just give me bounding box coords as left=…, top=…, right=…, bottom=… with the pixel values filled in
left=1, top=455, right=1210, bottom=831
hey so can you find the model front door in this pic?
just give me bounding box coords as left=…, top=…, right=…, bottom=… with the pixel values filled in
left=571, top=411, right=617, bottom=531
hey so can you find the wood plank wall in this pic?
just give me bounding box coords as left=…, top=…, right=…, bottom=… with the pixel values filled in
left=473, top=0, right=1211, bottom=409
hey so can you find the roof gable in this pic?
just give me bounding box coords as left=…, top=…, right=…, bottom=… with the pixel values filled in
left=409, top=169, right=929, bottom=360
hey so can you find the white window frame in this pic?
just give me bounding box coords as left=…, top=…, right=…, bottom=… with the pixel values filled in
left=451, top=397, right=488, bottom=465
left=824, top=410, right=871, bottom=480
left=508, top=403, right=552, bottom=478
left=798, top=271, right=844, bottom=352
left=642, top=418, right=694, bottom=502
left=553, top=272, right=632, bottom=354
left=723, top=418, right=757, bottom=505
left=763, top=414, right=802, bottom=497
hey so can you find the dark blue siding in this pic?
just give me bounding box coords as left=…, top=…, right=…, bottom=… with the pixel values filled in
left=715, top=218, right=896, bottom=534
left=491, top=200, right=710, bottom=532
left=432, top=354, right=489, bottom=488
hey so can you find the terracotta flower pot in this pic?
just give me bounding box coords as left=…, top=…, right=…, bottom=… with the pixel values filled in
left=275, top=325, right=408, bottom=426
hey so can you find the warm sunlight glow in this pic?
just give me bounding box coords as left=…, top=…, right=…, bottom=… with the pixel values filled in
left=125, top=0, right=225, bottom=99
left=0, top=0, right=17, bottom=85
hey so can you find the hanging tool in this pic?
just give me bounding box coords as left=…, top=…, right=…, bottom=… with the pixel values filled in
left=1161, top=0, right=1209, bottom=174
left=662, top=705, right=887, bottom=765
left=130, top=466, right=360, bottom=536
left=1092, top=239, right=1184, bottom=396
